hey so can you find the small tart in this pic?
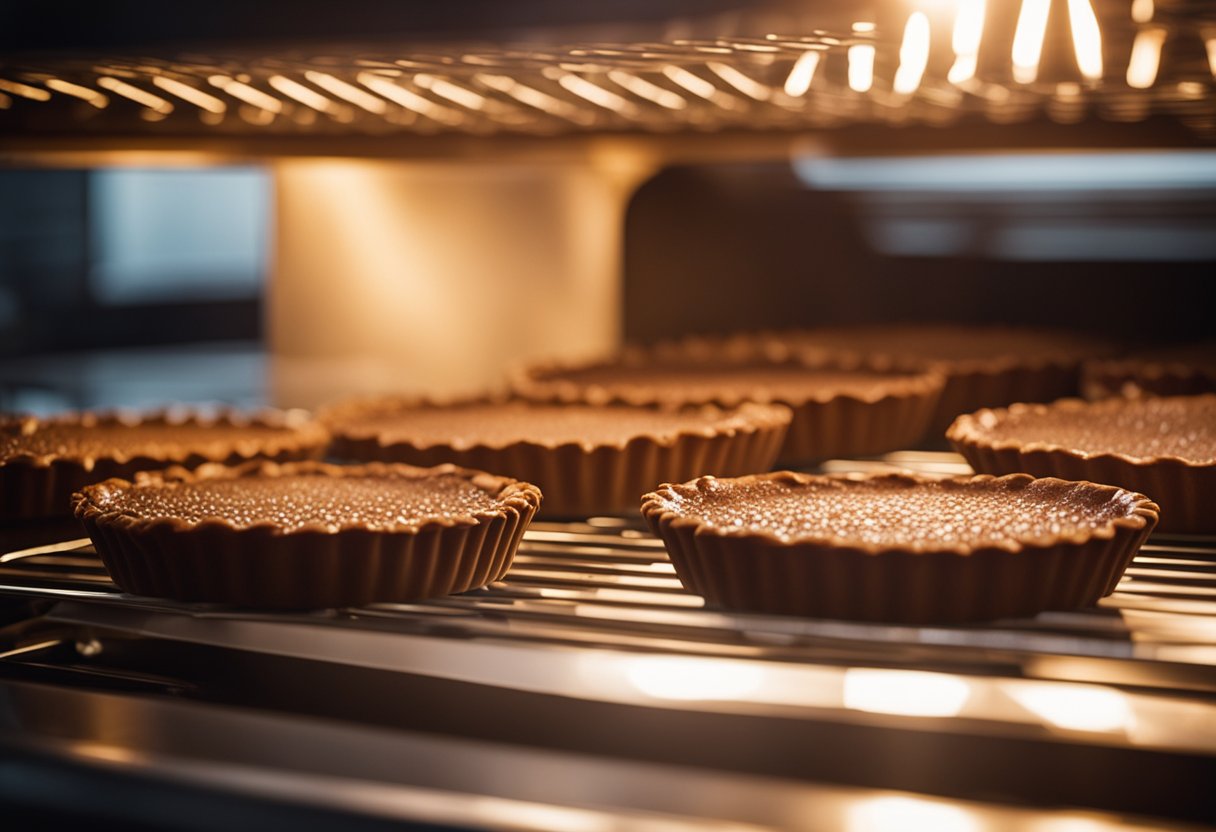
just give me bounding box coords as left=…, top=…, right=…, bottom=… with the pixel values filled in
left=765, top=324, right=1114, bottom=434
left=1082, top=342, right=1216, bottom=400
left=322, top=397, right=791, bottom=518
left=1, top=409, right=329, bottom=521
left=948, top=395, right=1216, bottom=533
left=74, top=460, right=541, bottom=609
left=641, top=471, right=1158, bottom=623
left=513, top=345, right=942, bottom=465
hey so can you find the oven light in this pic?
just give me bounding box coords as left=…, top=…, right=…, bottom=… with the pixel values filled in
left=1126, top=27, right=1166, bottom=89
left=783, top=50, right=821, bottom=97
left=848, top=44, right=877, bottom=93
left=1008, top=682, right=1134, bottom=732
left=846, top=795, right=980, bottom=832
left=949, top=0, right=987, bottom=85
left=843, top=669, right=971, bottom=717
left=893, top=12, right=931, bottom=94
left=1012, top=0, right=1051, bottom=84
left=1067, top=0, right=1105, bottom=81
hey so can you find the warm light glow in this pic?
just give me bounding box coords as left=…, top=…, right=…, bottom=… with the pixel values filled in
left=707, top=62, right=771, bottom=101
left=96, top=76, right=173, bottom=114
left=1126, top=27, right=1166, bottom=89
left=848, top=44, right=877, bottom=92
left=152, top=76, right=226, bottom=114
left=357, top=73, right=463, bottom=125
left=1068, top=0, right=1105, bottom=81
left=847, top=796, right=979, bottom=832
left=852, top=21, right=877, bottom=34
left=268, top=75, right=336, bottom=112
left=1131, top=0, right=1154, bottom=24
left=606, top=70, right=687, bottom=110
left=304, top=71, right=387, bottom=114
left=625, top=656, right=763, bottom=701
left=662, top=65, right=720, bottom=100
left=44, top=78, right=108, bottom=108
left=949, top=0, right=987, bottom=84
left=843, top=669, right=971, bottom=717
left=783, top=50, right=821, bottom=97
left=894, top=12, right=931, bottom=94
left=1009, top=683, right=1133, bottom=732
left=0, top=92, right=10, bottom=110
left=552, top=73, right=639, bottom=116
left=0, top=77, right=51, bottom=101
left=1206, top=37, right=1216, bottom=78
left=1012, top=0, right=1052, bottom=83
left=474, top=73, right=586, bottom=122
left=208, top=76, right=282, bottom=114
left=414, top=75, right=490, bottom=111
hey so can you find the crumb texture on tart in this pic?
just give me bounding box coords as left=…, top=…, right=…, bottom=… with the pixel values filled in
left=955, top=395, right=1216, bottom=463
left=646, top=473, right=1149, bottom=550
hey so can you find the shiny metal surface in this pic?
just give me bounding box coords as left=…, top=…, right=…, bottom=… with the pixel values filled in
left=1, top=452, right=1214, bottom=826
left=2, top=1, right=1214, bottom=150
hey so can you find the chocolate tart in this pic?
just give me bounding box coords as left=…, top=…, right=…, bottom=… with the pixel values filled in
left=323, top=397, right=791, bottom=518
left=641, top=471, right=1158, bottom=623
left=513, top=345, right=943, bottom=466
left=1082, top=342, right=1216, bottom=400
left=948, top=395, right=1216, bottom=534
left=1, top=409, right=329, bottom=522
left=73, top=460, right=541, bottom=609
left=767, top=324, right=1114, bottom=434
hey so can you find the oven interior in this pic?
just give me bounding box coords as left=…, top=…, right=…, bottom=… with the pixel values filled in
left=2, top=2, right=1215, bottom=829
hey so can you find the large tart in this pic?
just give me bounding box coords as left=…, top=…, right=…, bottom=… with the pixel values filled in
left=74, top=460, right=541, bottom=609
left=1, top=409, right=329, bottom=521
left=1082, top=341, right=1216, bottom=400
left=641, top=471, right=1157, bottom=623
left=948, top=395, right=1216, bottom=534
left=513, top=344, right=942, bottom=465
left=767, top=324, right=1114, bottom=434
left=323, top=397, right=791, bottom=518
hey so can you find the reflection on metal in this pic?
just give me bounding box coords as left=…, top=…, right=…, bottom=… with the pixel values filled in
left=1127, top=27, right=1166, bottom=90
left=1012, top=0, right=1052, bottom=84
left=846, top=796, right=980, bottom=832
left=624, top=656, right=765, bottom=701
left=843, top=669, right=970, bottom=717
left=1131, top=0, right=1155, bottom=25
left=948, top=0, right=987, bottom=85
left=208, top=75, right=282, bottom=114
left=782, top=50, right=821, bottom=97
left=0, top=77, right=51, bottom=101
left=305, top=70, right=388, bottom=114
left=848, top=44, right=877, bottom=93
left=1068, top=0, right=1105, bottom=82
left=96, top=76, right=173, bottom=116
left=894, top=12, right=931, bottom=95
left=1008, top=683, right=1133, bottom=733
left=43, top=77, right=108, bottom=107
left=152, top=76, right=226, bottom=114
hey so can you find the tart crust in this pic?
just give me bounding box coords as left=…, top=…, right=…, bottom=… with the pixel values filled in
left=512, top=343, right=943, bottom=466
left=948, top=395, right=1216, bottom=534
left=322, top=397, right=791, bottom=518
left=1082, top=342, right=1216, bottom=400
left=73, top=460, right=542, bottom=609
left=641, top=471, right=1158, bottom=623
left=764, top=325, right=1114, bottom=434
left=1, top=409, right=329, bottom=521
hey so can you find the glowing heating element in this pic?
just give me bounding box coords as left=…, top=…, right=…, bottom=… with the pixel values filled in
left=44, top=78, right=108, bottom=108
left=1068, top=0, right=1105, bottom=81
left=848, top=44, right=877, bottom=93
left=607, top=71, right=687, bottom=110
left=209, top=76, right=282, bottom=114
left=304, top=71, right=387, bottom=114
left=0, top=77, right=51, bottom=101
left=1127, top=27, right=1166, bottom=89
left=1012, top=0, right=1052, bottom=84
left=96, top=77, right=173, bottom=115
left=843, top=669, right=970, bottom=717
left=894, top=12, right=932, bottom=94
left=707, top=62, right=771, bottom=101
left=152, top=77, right=226, bottom=114
left=949, top=0, right=988, bottom=85
left=551, top=72, right=640, bottom=117
left=783, top=51, right=821, bottom=97
left=1009, top=683, right=1134, bottom=733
